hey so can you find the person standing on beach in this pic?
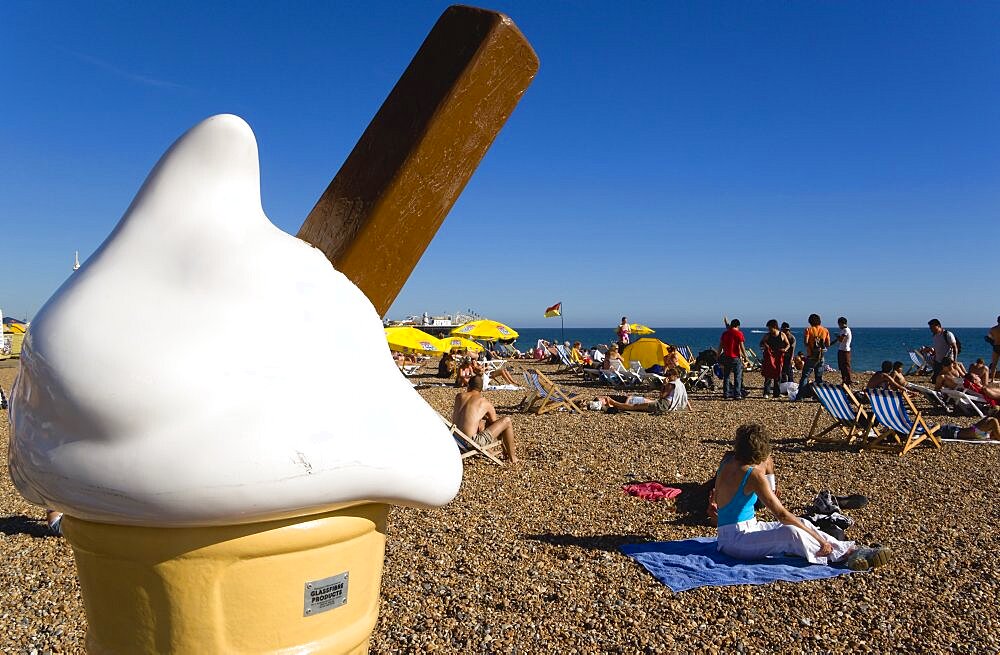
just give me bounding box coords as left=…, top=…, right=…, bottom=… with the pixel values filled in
left=779, top=322, right=797, bottom=384
left=987, top=316, right=1000, bottom=380
left=798, top=314, right=830, bottom=390
left=928, top=319, right=958, bottom=384
left=759, top=320, right=789, bottom=398
left=617, top=317, right=631, bottom=352
left=834, top=317, right=853, bottom=386
left=718, top=319, right=747, bottom=400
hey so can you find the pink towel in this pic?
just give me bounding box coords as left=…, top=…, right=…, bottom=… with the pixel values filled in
left=623, top=482, right=681, bottom=502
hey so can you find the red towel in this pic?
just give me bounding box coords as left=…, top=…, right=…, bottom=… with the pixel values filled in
left=623, top=482, right=681, bottom=501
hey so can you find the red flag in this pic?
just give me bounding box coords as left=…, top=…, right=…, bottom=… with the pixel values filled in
left=544, top=302, right=561, bottom=318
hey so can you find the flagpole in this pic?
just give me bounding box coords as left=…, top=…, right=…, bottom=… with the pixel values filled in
left=561, top=306, right=565, bottom=344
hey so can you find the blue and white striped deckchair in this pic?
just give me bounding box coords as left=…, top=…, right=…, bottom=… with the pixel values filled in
left=866, top=388, right=941, bottom=455
left=807, top=383, right=872, bottom=445
left=905, top=350, right=931, bottom=376
left=519, top=370, right=581, bottom=414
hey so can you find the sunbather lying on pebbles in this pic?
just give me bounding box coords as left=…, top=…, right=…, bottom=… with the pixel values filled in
left=938, top=417, right=1000, bottom=441
left=714, top=423, right=891, bottom=570
left=595, top=369, right=688, bottom=414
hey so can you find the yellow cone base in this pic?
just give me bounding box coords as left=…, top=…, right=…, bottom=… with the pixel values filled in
left=62, top=504, right=388, bottom=654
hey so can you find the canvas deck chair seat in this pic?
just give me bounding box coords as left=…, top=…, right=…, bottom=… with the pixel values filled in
left=866, top=388, right=942, bottom=456
left=440, top=415, right=504, bottom=465
left=520, top=369, right=581, bottom=414
left=807, top=383, right=872, bottom=445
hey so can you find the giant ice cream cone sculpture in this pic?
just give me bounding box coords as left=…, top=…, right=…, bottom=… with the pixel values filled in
left=7, top=115, right=463, bottom=653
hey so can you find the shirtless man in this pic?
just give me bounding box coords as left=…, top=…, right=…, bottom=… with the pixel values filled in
left=867, top=361, right=909, bottom=392
left=970, top=359, right=992, bottom=387
left=890, top=361, right=910, bottom=388
left=965, top=373, right=1000, bottom=404
left=453, top=375, right=518, bottom=463
left=988, top=316, right=1000, bottom=380
left=934, top=358, right=965, bottom=391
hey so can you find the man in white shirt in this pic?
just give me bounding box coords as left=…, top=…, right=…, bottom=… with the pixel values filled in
left=835, top=316, right=853, bottom=386
left=928, top=318, right=959, bottom=383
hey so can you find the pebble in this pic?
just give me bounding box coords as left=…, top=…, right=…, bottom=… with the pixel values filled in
left=2, top=364, right=999, bottom=652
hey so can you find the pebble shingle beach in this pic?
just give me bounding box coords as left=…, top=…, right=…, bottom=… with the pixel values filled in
left=2, top=362, right=999, bottom=653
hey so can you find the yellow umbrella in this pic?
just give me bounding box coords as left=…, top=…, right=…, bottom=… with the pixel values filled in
left=629, top=323, right=655, bottom=336
left=622, top=338, right=690, bottom=371
left=438, top=336, right=484, bottom=353
left=450, top=319, right=519, bottom=341
left=384, top=326, right=444, bottom=354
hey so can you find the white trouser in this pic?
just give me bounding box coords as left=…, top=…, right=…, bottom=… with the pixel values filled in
left=717, top=518, right=855, bottom=565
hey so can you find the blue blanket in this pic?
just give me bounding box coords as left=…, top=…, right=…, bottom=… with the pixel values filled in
left=620, top=537, right=855, bottom=592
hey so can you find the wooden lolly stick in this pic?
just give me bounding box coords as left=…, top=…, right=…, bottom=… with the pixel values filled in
left=297, top=5, right=539, bottom=316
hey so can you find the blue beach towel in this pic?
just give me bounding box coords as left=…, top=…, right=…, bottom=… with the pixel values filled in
left=620, top=537, right=855, bottom=592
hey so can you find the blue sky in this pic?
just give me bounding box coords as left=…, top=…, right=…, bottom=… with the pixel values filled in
left=2, top=2, right=998, bottom=328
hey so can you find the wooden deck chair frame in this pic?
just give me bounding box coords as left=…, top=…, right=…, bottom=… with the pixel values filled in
left=525, top=369, right=581, bottom=414
left=440, top=415, right=504, bottom=465
left=865, top=390, right=942, bottom=456
left=806, top=383, right=872, bottom=445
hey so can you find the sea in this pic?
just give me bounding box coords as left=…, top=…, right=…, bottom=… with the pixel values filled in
left=503, top=327, right=993, bottom=373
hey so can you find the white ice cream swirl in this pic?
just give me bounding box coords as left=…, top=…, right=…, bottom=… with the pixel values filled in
left=8, top=114, right=462, bottom=527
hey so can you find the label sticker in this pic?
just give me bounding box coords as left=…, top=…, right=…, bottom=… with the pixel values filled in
left=303, top=572, right=349, bottom=616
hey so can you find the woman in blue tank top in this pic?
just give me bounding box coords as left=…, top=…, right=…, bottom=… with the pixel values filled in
left=713, top=424, right=890, bottom=569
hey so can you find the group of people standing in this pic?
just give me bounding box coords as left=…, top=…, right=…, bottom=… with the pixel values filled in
left=717, top=314, right=853, bottom=400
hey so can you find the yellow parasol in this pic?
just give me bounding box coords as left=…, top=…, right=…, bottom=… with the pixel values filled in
left=621, top=338, right=690, bottom=371
left=437, top=336, right=484, bottom=353
left=384, top=326, right=444, bottom=354
left=450, top=319, right=519, bottom=341
left=629, top=323, right=655, bottom=336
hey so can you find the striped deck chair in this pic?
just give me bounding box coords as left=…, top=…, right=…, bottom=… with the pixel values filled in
left=520, top=369, right=581, bottom=414
left=807, top=383, right=872, bottom=445
left=440, top=415, right=504, bottom=465
left=554, top=345, right=584, bottom=374
left=905, top=350, right=931, bottom=375
left=866, top=389, right=941, bottom=455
